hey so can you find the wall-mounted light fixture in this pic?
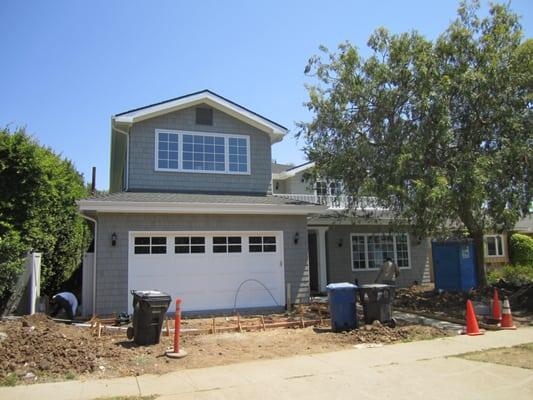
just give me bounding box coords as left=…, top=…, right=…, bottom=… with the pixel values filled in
left=294, top=232, right=300, bottom=245
left=338, top=238, right=343, bottom=247
left=111, top=232, right=117, bottom=247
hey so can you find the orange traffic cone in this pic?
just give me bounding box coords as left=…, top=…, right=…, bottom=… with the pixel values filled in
left=500, top=297, right=517, bottom=330
left=464, top=299, right=484, bottom=336
left=491, top=288, right=501, bottom=321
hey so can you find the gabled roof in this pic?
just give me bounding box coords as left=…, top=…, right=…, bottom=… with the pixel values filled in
left=271, top=162, right=295, bottom=174
left=112, top=89, right=288, bottom=144
left=272, top=161, right=315, bottom=179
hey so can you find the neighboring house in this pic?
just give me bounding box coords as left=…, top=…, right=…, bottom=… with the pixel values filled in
left=272, top=163, right=433, bottom=294
left=485, top=215, right=533, bottom=268
left=79, top=90, right=324, bottom=316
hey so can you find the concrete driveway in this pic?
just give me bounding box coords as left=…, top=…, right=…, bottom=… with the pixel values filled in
left=1, top=327, right=532, bottom=400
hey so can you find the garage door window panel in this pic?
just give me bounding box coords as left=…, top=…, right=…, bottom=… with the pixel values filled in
left=134, top=236, right=167, bottom=254
left=175, top=236, right=205, bottom=254
left=213, top=236, right=242, bottom=253
left=249, top=236, right=276, bottom=253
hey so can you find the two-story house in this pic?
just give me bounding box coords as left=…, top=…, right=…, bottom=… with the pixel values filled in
left=78, top=90, right=323, bottom=316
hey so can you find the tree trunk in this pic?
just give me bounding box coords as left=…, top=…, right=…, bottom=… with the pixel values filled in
left=471, top=231, right=487, bottom=288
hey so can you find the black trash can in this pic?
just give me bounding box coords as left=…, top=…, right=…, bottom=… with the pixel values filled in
left=358, top=284, right=395, bottom=327
left=326, top=282, right=358, bottom=331
left=128, top=290, right=171, bottom=345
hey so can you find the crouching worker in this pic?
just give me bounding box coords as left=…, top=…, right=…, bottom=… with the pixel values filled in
left=375, top=257, right=399, bottom=286
left=50, top=292, right=78, bottom=320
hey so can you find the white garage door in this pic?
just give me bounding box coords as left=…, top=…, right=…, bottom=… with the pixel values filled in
left=128, top=231, right=285, bottom=313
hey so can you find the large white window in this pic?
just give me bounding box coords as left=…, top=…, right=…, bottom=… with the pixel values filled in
left=155, top=130, right=250, bottom=174
left=485, top=235, right=504, bottom=257
left=350, top=233, right=410, bottom=270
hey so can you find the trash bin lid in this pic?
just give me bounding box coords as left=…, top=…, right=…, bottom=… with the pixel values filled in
left=131, top=290, right=170, bottom=298
left=326, top=282, right=357, bottom=290
left=358, top=284, right=390, bottom=289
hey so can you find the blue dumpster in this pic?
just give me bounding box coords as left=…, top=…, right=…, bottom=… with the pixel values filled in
left=432, top=240, right=477, bottom=291
left=326, top=282, right=358, bottom=331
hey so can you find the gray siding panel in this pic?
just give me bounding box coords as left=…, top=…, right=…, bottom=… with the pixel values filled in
left=323, top=225, right=430, bottom=287
left=128, top=105, right=271, bottom=194
left=95, top=214, right=309, bottom=315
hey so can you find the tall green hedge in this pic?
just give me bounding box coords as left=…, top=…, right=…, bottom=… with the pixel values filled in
left=509, top=233, right=533, bottom=266
left=0, top=127, right=89, bottom=308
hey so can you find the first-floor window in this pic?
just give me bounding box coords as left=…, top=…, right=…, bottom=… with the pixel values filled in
left=351, top=234, right=410, bottom=270
left=485, top=235, right=504, bottom=257
left=134, top=236, right=167, bottom=254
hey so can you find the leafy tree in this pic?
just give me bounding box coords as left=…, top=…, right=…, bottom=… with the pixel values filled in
left=299, top=1, right=532, bottom=287
left=0, top=127, right=89, bottom=307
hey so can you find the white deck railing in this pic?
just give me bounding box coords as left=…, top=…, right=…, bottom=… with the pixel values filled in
left=273, top=193, right=381, bottom=210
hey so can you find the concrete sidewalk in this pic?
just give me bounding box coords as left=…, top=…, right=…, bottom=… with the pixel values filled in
left=1, top=327, right=532, bottom=400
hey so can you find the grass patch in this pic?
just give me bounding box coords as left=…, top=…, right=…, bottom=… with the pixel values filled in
left=65, top=370, right=77, bottom=380
left=0, top=373, right=18, bottom=387
left=456, top=343, right=533, bottom=369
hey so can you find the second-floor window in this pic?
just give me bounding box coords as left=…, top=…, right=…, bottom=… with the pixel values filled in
left=155, top=130, right=250, bottom=174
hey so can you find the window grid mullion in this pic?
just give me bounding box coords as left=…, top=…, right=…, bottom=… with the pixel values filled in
left=224, top=137, right=229, bottom=173
left=364, top=235, right=369, bottom=270
left=393, top=235, right=398, bottom=266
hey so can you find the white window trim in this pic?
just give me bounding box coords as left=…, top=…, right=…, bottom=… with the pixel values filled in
left=349, top=233, right=412, bottom=271
left=154, top=129, right=251, bottom=175
left=485, top=234, right=505, bottom=258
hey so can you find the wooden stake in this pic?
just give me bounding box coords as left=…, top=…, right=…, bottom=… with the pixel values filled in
left=165, top=317, right=170, bottom=337
left=212, top=318, right=216, bottom=334
left=237, top=314, right=242, bottom=333
left=300, top=314, right=305, bottom=328
left=97, top=320, right=102, bottom=338
left=260, top=315, right=266, bottom=331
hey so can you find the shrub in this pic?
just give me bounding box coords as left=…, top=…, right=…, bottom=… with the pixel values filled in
left=509, top=233, right=533, bottom=266
left=0, top=128, right=90, bottom=310
left=487, top=264, right=533, bottom=286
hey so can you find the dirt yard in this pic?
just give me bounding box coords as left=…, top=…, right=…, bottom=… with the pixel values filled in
left=456, top=343, right=533, bottom=370
left=394, top=284, right=533, bottom=327
left=0, top=313, right=449, bottom=385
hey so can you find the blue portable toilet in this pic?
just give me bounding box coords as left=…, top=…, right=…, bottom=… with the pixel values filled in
left=431, top=240, right=477, bottom=291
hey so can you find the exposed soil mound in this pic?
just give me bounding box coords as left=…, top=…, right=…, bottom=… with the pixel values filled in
left=0, top=314, right=122, bottom=379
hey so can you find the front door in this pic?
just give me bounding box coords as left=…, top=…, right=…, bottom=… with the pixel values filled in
left=308, top=232, right=319, bottom=293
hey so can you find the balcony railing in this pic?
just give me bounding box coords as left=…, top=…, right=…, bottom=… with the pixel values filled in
left=273, top=193, right=382, bottom=210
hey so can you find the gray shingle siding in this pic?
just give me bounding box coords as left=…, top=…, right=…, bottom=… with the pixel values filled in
left=321, top=224, right=430, bottom=287
left=95, top=213, right=309, bottom=315
left=127, top=105, right=271, bottom=194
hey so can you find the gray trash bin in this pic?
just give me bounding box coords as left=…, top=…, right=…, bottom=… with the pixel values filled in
left=358, top=284, right=395, bottom=327
left=127, top=290, right=171, bottom=345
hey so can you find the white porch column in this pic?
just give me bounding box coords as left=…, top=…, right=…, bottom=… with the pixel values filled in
left=315, top=227, right=329, bottom=293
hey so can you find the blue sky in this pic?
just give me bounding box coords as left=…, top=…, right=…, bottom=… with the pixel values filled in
left=1, top=1, right=531, bottom=190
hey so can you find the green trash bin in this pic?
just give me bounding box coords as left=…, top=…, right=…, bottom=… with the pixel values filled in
left=358, top=284, right=396, bottom=327
left=128, top=290, right=171, bottom=345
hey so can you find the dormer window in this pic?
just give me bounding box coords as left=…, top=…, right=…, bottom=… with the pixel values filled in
left=155, top=130, right=250, bottom=174
left=195, top=107, right=213, bottom=125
